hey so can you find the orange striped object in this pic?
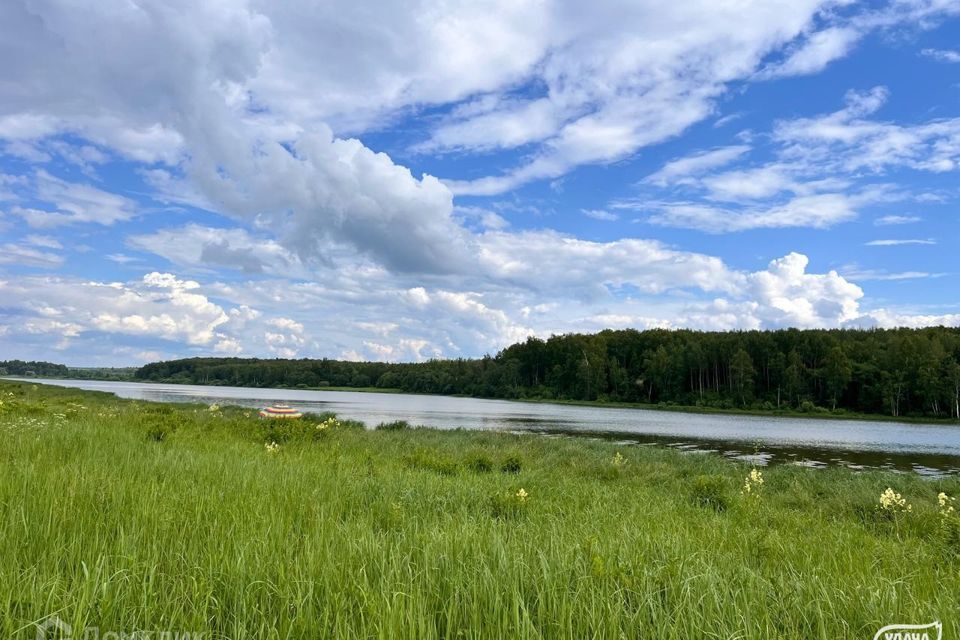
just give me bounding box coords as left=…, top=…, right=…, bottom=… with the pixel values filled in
left=258, top=404, right=303, bottom=419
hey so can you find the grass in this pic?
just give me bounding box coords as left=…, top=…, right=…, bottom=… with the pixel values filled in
left=2, top=381, right=959, bottom=639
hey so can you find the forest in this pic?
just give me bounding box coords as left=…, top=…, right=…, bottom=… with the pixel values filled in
left=0, top=360, right=69, bottom=378
left=134, top=327, right=960, bottom=420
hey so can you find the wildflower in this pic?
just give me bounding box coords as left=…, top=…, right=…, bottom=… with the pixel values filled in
left=316, top=416, right=340, bottom=431
left=516, top=488, right=528, bottom=502
left=612, top=452, right=625, bottom=467
left=742, top=468, right=764, bottom=495
left=879, top=487, right=911, bottom=513
left=938, top=492, right=956, bottom=518
left=265, top=441, right=280, bottom=455
left=208, top=404, right=220, bottom=412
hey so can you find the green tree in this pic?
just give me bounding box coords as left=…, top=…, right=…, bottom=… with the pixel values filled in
left=783, top=350, right=806, bottom=407
left=823, top=346, right=852, bottom=410
left=730, top=348, right=755, bottom=407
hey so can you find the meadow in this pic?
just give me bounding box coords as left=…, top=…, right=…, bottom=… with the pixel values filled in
left=2, top=380, right=959, bottom=639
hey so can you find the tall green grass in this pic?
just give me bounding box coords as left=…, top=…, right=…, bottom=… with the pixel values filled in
left=1, top=381, right=958, bottom=639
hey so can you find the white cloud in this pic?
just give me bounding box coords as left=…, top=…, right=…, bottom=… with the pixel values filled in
left=214, top=336, right=243, bottom=354
left=0, top=273, right=229, bottom=347
left=875, top=214, right=921, bottom=225
left=0, top=243, right=63, bottom=268
left=439, top=2, right=960, bottom=195
left=582, top=209, right=618, bottom=222
left=841, top=268, right=944, bottom=281
left=474, top=230, right=742, bottom=297
left=24, top=234, right=62, bottom=249
left=129, top=224, right=305, bottom=276
left=773, top=87, right=960, bottom=174
left=638, top=192, right=867, bottom=233
left=865, top=238, right=936, bottom=246
left=267, top=317, right=305, bottom=334
left=644, top=146, right=751, bottom=187
left=860, top=308, right=960, bottom=329
left=106, top=254, right=140, bottom=265
left=743, top=253, right=862, bottom=327
left=436, top=0, right=832, bottom=195
left=618, top=87, right=959, bottom=233
left=8, top=171, right=136, bottom=228
left=921, top=48, right=960, bottom=63
left=759, top=27, right=861, bottom=78
left=1, top=1, right=959, bottom=363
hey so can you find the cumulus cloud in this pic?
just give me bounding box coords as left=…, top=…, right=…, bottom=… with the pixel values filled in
left=0, top=273, right=229, bottom=347
left=744, top=253, right=862, bottom=327
left=1, top=0, right=958, bottom=364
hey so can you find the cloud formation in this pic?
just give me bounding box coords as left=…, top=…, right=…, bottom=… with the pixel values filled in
left=0, top=0, right=958, bottom=364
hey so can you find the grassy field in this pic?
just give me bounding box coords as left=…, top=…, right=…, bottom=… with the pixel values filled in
left=2, top=381, right=959, bottom=639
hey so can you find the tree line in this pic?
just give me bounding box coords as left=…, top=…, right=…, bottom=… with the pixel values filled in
left=0, top=360, right=69, bottom=377
left=133, top=327, right=960, bottom=420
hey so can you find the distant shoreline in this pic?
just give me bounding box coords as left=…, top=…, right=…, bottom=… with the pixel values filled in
left=11, top=374, right=958, bottom=427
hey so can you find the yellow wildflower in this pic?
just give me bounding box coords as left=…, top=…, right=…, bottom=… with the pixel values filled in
left=316, top=417, right=340, bottom=431
left=742, top=468, right=764, bottom=495
left=516, top=488, right=528, bottom=502
left=265, top=441, right=280, bottom=455
left=938, top=492, right=955, bottom=517
left=879, top=487, right=911, bottom=513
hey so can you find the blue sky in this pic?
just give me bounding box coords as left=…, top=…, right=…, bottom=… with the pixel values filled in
left=1, top=0, right=960, bottom=365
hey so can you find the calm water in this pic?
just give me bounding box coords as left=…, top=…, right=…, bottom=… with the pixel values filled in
left=25, top=378, right=960, bottom=476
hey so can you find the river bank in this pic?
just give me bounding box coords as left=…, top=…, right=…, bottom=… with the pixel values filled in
left=1, top=380, right=958, bottom=638
left=14, top=377, right=960, bottom=476
left=13, top=373, right=958, bottom=425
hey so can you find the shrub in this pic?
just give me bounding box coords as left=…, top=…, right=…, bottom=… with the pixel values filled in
left=500, top=455, right=523, bottom=474
left=466, top=453, right=494, bottom=473
left=377, top=420, right=411, bottom=431
left=690, top=474, right=730, bottom=512
left=404, top=450, right=459, bottom=475
left=489, top=489, right=528, bottom=520
left=146, top=424, right=169, bottom=442
left=144, top=414, right=184, bottom=442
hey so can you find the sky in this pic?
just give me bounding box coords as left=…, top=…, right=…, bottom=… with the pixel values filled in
left=1, top=0, right=960, bottom=366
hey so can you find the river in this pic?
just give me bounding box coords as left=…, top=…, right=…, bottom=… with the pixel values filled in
left=24, top=378, right=960, bottom=476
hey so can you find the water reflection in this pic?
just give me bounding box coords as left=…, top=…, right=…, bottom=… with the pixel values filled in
left=520, top=427, right=960, bottom=477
